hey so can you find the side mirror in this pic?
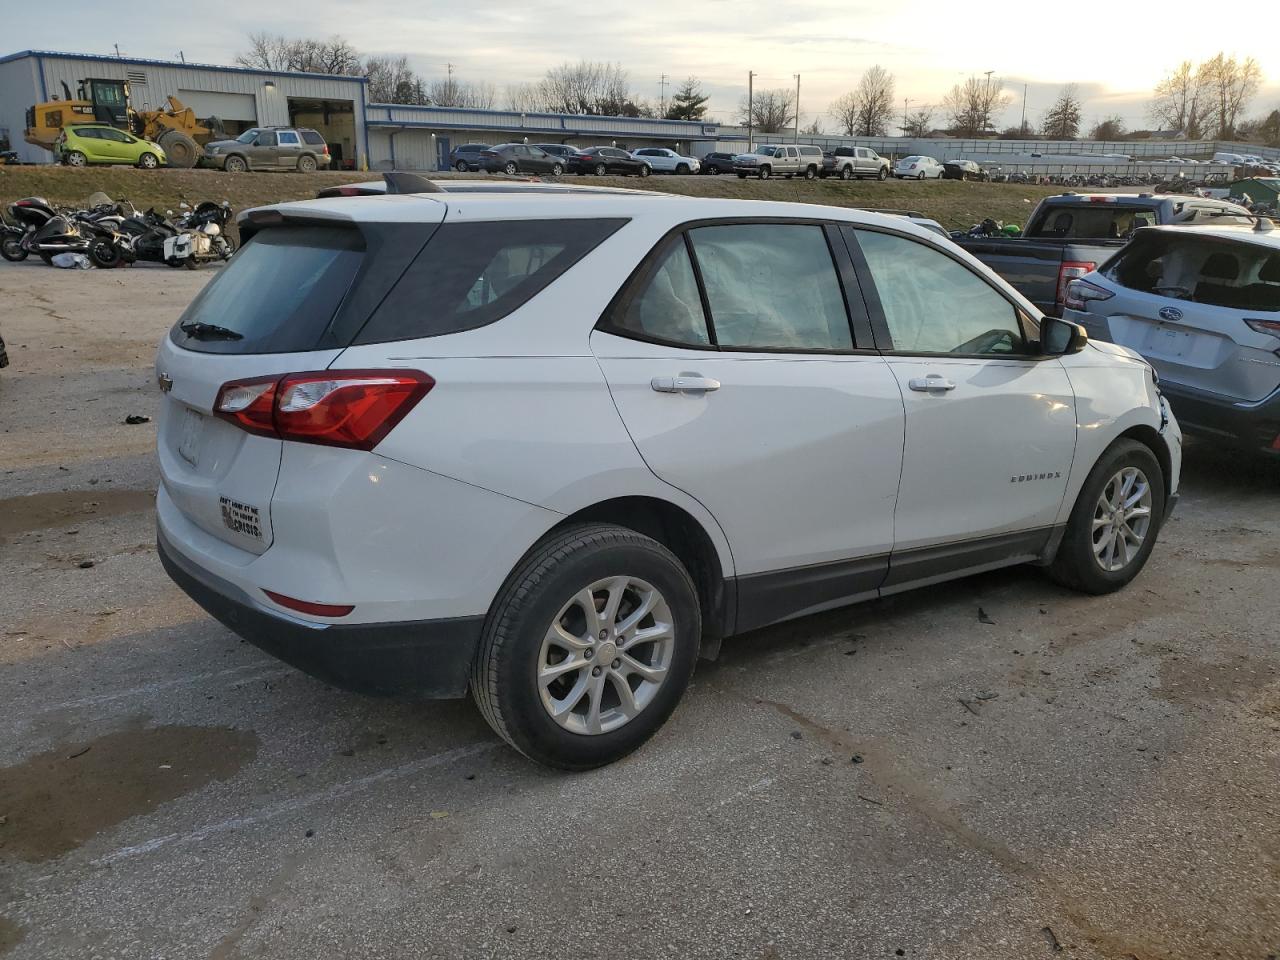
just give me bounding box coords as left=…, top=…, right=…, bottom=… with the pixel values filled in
left=1041, top=315, right=1088, bottom=356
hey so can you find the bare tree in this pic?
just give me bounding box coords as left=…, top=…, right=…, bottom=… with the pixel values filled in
left=538, top=60, right=634, bottom=115
left=1040, top=84, right=1083, bottom=139
left=943, top=75, right=1009, bottom=137
left=505, top=82, right=544, bottom=113
left=464, top=81, right=498, bottom=110
left=364, top=55, right=417, bottom=104
left=1200, top=53, right=1262, bottom=139
left=828, top=91, right=860, bottom=136
left=901, top=105, right=935, bottom=137
left=853, top=65, right=895, bottom=136
left=738, top=88, right=796, bottom=134
left=1149, top=60, right=1207, bottom=137
left=801, top=117, right=824, bottom=136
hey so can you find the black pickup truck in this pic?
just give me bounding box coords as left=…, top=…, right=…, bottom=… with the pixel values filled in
left=955, top=193, right=1252, bottom=315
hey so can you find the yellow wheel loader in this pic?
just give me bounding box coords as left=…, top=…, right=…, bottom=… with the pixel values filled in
left=24, top=78, right=223, bottom=168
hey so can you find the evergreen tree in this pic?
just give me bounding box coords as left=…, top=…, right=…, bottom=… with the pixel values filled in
left=666, top=77, right=709, bottom=122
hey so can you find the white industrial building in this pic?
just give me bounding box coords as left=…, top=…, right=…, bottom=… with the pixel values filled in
left=0, top=50, right=369, bottom=166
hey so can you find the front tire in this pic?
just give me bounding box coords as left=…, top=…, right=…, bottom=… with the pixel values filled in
left=0, top=237, right=27, bottom=262
left=638, top=165, right=651, bottom=178
left=87, top=237, right=122, bottom=269
left=137, top=153, right=159, bottom=169
left=917, top=170, right=926, bottom=180
left=472, top=524, right=701, bottom=770
left=550, top=162, right=564, bottom=177
left=676, top=163, right=690, bottom=175
left=1047, top=439, right=1165, bottom=595
left=758, top=166, right=771, bottom=180
left=877, top=166, right=889, bottom=181
left=840, top=166, right=853, bottom=181
left=224, top=155, right=247, bottom=173
left=455, top=160, right=468, bottom=172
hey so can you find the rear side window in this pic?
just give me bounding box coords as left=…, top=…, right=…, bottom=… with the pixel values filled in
left=301, top=130, right=325, bottom=145
left=172, top=227, right=364, bottom=353
left=355, top=218, right=627, bottom=343
left=690, top=224, right=852, bottom=350
left=278, top=131, right=300, bottom=145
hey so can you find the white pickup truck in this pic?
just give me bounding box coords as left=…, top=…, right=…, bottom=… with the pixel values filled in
left=733, top=144, right=823, bottom=180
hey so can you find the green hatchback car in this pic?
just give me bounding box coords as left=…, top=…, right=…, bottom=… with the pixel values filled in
left=56, top=124, right=167, bottom=168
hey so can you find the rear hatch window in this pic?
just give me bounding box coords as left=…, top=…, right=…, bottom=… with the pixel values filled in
left=1106, top=231, right=1280, bottom=312
left=171, top=226, right=365, bottom=354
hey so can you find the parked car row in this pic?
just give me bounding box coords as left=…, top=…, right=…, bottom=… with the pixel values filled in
left=449, top=143, right=700, bottom=178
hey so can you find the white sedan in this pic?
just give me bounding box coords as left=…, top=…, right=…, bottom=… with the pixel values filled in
left=631, top=147, right=701, bottom=174
left=894, top=155, right=945, bottom=180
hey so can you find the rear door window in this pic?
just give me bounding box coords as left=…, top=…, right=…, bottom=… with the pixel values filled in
left=608, top=238, right=711, bottom=347
left=355, top=218, right=627, bottom=343
left=171, top=227, right=364, bottom=354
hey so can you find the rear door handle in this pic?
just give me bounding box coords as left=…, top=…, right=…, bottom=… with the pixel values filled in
left=908, top=375, right=956, bottom=392
left=651, top=375, right=721, bottom=394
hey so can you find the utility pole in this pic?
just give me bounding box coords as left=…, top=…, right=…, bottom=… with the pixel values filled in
left=902, top=97, right=910, bottom=136
left=659, top=73, right=668, bottom=115
left=747, top=70, right=756, bottom=152
left=1020, top=82, right=1028, bottom=136
left=983, top=70, right=995, bottom=135
left=114, top=43, right=121, bottom=59
left=794, top=74, right=801, bottom=142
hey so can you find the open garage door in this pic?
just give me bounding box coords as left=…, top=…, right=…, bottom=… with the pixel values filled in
left=177, top=90, right=258, bottom=136
left=288, top=97, right=355, bottom=169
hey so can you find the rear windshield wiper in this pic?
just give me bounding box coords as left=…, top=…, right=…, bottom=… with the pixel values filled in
left=180, top=321, right=243, bottom=341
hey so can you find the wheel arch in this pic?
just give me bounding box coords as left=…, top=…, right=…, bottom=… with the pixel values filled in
left=1118, top=423, right=1173, bottom=507
left=547, top=496, right=733, bottom=654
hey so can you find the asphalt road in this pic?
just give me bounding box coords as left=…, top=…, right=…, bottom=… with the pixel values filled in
left=1, top=258, right=1277, bottom=960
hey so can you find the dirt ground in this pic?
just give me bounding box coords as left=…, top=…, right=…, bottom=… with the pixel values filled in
left=0, top=257, right=1278, bottom=960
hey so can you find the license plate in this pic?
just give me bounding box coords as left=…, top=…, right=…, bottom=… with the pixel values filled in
left=1149, top=325, right=1192, bottom=359
left=177, top=407, right=204, bottom=466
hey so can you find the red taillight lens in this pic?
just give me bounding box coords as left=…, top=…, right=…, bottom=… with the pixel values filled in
left=1244, top=318, right=1280, bottom=338
left=214, top=370, right=433, bottom=450
left=1057, top=260, right=1097, bottom=309
left=262, top=590, right=353, bottom=618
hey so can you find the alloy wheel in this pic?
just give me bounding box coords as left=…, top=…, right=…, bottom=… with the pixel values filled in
left=1092, top=467, right=1153, bottom=572
left=537, top=576, right=675, bottom=736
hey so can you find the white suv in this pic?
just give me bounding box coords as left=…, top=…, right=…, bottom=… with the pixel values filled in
left=155, top=188, right=1181, bottom=769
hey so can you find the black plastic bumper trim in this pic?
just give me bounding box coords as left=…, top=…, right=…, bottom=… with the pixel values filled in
left=158, top=531, right=482, bottom=699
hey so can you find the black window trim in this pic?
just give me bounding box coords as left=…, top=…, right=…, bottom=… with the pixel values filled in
left=840, top=223, right=1052, bottom=362
left=597, top=216, right=880, bottom=356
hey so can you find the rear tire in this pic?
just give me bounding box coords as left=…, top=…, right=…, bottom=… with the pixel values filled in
left=471, top=524, right=701, bottom=770
left=804, top=166, right=817, bottom=180
left=65, top=151, right=87, bottom=168
left=298, top=154, right=317, bottom=173
left=1047, top=439, right=1165, bottom=595
left=156, top=130, right=199, bottom=168
left=840, top=166, right=853, bottom=180
left=87, top=237, right=122, bottom=269
left=504, top=161, right=518, bottom=175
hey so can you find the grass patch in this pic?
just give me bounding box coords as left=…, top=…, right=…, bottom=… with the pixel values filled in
left=0, top=166, right=1063, bottom=231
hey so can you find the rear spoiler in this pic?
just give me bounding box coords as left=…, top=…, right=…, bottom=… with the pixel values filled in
left=315, top=171, right=445, bottom=199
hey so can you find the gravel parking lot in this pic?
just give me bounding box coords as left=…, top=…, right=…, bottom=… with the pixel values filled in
left=1, top=259, right=1277, bottom=960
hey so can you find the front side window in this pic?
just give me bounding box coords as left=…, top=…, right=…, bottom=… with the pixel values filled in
left=690, top=224, right=852, bottom=351
left=357, top=218, right=627, bottom=343
left=855, top=230, right=1027, bottom=355
left=257, top=131, right=278, bottom=147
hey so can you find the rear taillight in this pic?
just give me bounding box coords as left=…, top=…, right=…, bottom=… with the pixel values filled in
left=1244, top=318, right=1280, bottom=339
left=214, top=370, right=433, bottom=450
left=1063, top=278, right=1114, bottom=312
left=1057, top=260, right=1097, bottom=309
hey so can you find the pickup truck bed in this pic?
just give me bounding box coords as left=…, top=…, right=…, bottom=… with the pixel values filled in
left=955, top=193, right=1252, bottom=315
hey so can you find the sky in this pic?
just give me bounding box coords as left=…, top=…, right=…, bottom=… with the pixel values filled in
left=8, top=1, right=1279, bottom=133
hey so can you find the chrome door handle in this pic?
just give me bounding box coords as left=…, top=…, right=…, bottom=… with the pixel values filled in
left=908, top=375, right=956, bottom=392
left=651, top=375, right=721, bottom=395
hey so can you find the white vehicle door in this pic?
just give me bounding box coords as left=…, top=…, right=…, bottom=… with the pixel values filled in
left=843, top=226, right=1078, bottom=579
left=593, top=220, right=905, bottom=630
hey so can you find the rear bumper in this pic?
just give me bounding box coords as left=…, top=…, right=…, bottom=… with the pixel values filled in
left=1160, top=381, right=1280, bottom=454
left=158, top=529, right=482, bottom=698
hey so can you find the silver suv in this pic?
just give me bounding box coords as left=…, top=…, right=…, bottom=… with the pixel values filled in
left=1064, top=221, right=1280, bottom=455
left=733, top=144, right=823, bottom=180
left=201, top=127, right=332, bottom=173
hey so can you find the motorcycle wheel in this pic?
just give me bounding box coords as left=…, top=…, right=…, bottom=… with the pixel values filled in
left=0, top=237, right=27, bottom=262
left=88, top=238, right=122, bottom=269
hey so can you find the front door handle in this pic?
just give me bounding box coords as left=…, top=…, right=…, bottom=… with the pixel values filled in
left=908, top=375, right=957, bottom=392
left=651, top=375, right=721, bottom=395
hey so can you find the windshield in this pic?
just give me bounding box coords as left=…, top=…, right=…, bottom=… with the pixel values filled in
left=235, top=129, right=262, bottom=144
left=757, top=146, right=779, bottom=156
